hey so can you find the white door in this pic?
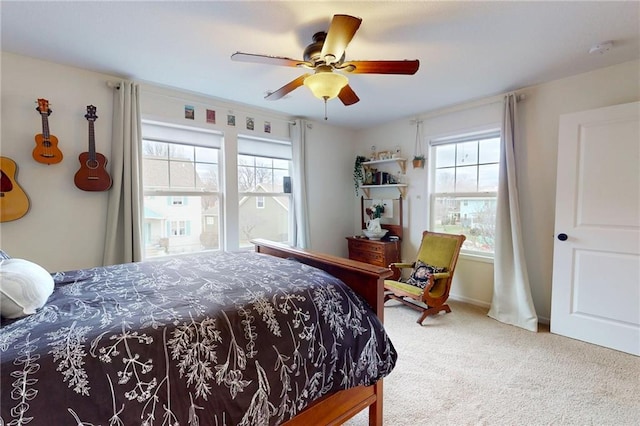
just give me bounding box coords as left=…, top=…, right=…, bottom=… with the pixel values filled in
left=551, top=101, right=640, bottom=356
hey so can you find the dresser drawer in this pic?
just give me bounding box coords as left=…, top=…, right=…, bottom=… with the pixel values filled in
left=350, top=250, right=384, bottom=265
left=348, top=240, right=384, bottom=253
left=346, top=237, right=401, bottom=272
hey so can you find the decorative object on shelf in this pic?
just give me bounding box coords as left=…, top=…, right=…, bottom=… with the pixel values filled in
left=353, top=155, right=366, bottom=195
left=364, top=200, right=390, bottom=239
left=354, top=195, right=405, bottom=262
left=393, top=145, right=401, bottom=158
left=412, top=154, right=425, bottom=169
left=362, top=228, right=388, bottom=240
left=412, top=119, right=425, bottom=168
left=377, top=150, right=392, bottom=160
left=364, top=168, right=374, bottom=185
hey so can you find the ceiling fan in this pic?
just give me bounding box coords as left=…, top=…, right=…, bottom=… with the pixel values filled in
left=231, top=14, right=419, bottom=118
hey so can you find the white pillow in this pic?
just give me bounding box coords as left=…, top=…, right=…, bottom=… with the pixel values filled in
left=0, top=258, right=54, bottom=319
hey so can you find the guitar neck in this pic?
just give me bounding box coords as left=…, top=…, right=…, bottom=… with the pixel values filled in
left=88, top=120, right=96, bottom=160
left=41, top=112, right=50, bottom=140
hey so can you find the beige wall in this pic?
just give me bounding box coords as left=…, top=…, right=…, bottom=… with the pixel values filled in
left=0, top=52, right=115, bottom=271
left=0, top=52, right=356, bottom=270
left=2, top=50, right=637, bottom=321
left=516, top=60, right=639, bottom=321
left=354, top=60, right=640, bottom=321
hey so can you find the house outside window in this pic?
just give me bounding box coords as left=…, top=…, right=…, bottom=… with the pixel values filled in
left=238, top=136, right=293, bottom=248
left=430, top=131, right=500, bottom=257
left=169, top=220, right=190, bottom=236
left=141, top=121, right=221, bottom=258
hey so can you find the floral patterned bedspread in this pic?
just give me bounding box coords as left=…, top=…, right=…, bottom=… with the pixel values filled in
left=0, top=251, right=396, bottom=426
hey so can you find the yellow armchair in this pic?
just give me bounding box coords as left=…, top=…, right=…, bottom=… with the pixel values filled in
left=384, top=231, right=465, bottom=324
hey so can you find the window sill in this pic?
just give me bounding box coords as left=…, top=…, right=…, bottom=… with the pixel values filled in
left=459, top=252, right=494, bottom=264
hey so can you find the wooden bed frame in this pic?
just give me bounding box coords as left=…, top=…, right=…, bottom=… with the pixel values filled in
left=252, top=239, right=393, bottom=426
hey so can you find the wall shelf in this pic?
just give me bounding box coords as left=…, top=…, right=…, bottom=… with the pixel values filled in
left=362, top=158, right=407, bottom=174
left=360, top=184, right=408, bottom=198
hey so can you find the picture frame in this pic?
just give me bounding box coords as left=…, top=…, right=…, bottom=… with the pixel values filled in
left=206, top=109, right=216, bottom=124
left=184, top=105, right=194, bottom=120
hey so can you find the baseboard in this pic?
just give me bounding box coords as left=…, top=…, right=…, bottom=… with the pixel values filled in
left=448, top=294, right=490, bottom=309
left=449, top=294, right=551, bottom=326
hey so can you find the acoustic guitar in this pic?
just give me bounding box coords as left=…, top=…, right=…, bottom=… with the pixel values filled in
left=74, top=105, right=112, bottom=192
left=0, top=157, right=30, bottom=222
left=33, top=98, right=63, bottom=165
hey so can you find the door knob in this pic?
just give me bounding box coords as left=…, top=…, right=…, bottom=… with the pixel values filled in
left=557, top=233, right=568, bottom=241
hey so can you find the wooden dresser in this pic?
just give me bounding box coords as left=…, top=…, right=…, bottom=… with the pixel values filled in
left=346, top=237, right=401, bottom=269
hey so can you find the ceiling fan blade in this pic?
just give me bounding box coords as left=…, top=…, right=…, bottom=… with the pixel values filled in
left=231, top=52, right=309, bottom=68
left=264, top=73, right=310, bottom=100
left=320, top=14, right=362, bottom=64
left=342, top=60, right=420, bottom=75
left=338, top=84, right=360, bottom=106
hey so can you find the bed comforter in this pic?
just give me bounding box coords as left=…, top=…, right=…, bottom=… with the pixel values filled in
left=0, top=251, right=396, bottom=426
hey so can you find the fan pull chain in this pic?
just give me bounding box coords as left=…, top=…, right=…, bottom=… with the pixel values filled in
left=324, top=97, right=329, bottom=120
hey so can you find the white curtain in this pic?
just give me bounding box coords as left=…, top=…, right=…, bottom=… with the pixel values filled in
left=488, top=93, right=538, bottom=332
left=290, top=119, right=310, bottom=248
left=103, top=81, right=143, bottom=265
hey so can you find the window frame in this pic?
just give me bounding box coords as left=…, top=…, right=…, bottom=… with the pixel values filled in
left=429, top=130, right=501, bottom=259
left=236, top=135, right=295, bottom=250
left=141, top=121, right=223, bottom=259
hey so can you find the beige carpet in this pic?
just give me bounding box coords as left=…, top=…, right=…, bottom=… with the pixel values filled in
left=346, top=300, right=640, bottom=425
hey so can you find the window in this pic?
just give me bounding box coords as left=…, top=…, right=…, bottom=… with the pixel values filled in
left=238, top=136, right=292, bottom=248
left=141, top=121, right=222, bottom=258
left=430, top=131, right=500, bottom=257
left=169, top=220, right=190, bottom=236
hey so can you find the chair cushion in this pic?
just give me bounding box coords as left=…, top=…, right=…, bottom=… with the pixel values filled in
left=405, top=260, right=447, bottom=290
left=0, top=258, right=54, bottom=319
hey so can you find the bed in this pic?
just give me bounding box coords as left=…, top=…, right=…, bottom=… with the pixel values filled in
left=0, top=239, right=395, bottom=425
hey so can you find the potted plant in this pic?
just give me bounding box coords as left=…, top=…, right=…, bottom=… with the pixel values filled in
left=412, top=155, right=425, bottom=169
left=354, top=155, right=366, bottom=195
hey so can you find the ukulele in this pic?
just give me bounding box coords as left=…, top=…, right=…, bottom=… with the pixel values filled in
left=33, top=98, right=63, bottom=164
left=0, top=157, right=30, bottom=222
left=74, top=105, right=112, bottom=192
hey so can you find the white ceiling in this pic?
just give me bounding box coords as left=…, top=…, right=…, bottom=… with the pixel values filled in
left=2, top=1, right=638, bottom=129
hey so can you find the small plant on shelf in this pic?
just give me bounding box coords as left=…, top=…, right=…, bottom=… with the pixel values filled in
left=412, top=155, right=425, bottom=169
left=354, top=155, right=366, bottom=195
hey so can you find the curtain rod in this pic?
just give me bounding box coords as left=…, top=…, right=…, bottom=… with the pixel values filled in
left=412, top=92, right=526, bottom=123
left=106, top=80, right=296, bottom=124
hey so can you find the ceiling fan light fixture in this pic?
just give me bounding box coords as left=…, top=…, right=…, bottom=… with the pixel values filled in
left=304, top=72, right=348, bottom=100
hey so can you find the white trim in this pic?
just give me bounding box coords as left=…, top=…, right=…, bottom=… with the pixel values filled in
left=142, top=119, right=223, bottom=148
left=459, top=253, right=494, bottom=264
left=448, top=294, right=491, bottom=309
left=427, top=123, right=501, bottom=147
left=430, top=129, right=501, bottom=146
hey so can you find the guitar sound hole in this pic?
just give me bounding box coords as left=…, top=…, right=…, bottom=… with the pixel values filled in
left=85, top=160, right=99, bottom=170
